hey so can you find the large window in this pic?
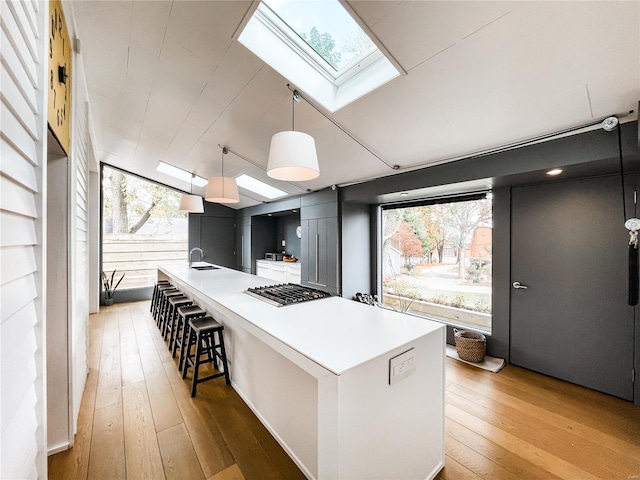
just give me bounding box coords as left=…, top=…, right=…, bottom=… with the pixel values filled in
left=102, top=165, right=188, bottom=290
left=381, top=195, right=492, bottom=333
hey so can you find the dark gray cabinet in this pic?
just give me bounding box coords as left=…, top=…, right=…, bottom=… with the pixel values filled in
left=301, top=216, right=338, bottom=294
left=235, top=224, right=251, bottom=273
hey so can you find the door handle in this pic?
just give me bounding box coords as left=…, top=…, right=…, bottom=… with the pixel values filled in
left=512, top=281, right=528, bottom=289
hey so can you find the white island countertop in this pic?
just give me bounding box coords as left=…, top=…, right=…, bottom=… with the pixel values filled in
left=159, top=262, right=442, bottom=375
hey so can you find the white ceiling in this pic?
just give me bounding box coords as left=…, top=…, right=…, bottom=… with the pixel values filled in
left=71, top=0, right=640, bottom=208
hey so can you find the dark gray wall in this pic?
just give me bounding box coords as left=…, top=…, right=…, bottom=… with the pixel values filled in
left=341, top=201, right=371, bottom=300
left=276, top=214, right=301, bottom=258
left=487, top=187, right=510, bottom=361
left=340, top=121, right=639, bottom=405
left=188, top=201, right=236, bottom=268
left=251, top=215, right=277, bottom=269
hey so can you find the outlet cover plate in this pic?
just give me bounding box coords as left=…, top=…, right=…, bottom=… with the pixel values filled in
left=389, top=348, right=416, bottom=385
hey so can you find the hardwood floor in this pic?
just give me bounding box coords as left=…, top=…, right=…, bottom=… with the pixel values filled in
left=49, top=301, right=640, bottom=480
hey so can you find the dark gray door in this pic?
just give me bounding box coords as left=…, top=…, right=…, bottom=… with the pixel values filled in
left=510, top=175, right=634, bottom=400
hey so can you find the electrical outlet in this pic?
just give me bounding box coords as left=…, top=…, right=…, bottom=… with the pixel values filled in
left=389, top=348, right=416, bottom=385
left=282, top=240, right=286, bottom=247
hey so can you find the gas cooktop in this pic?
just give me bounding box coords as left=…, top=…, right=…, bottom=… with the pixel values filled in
left=244, top=283, right=332, bottom=307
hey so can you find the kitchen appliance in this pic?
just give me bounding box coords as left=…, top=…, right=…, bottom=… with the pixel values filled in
left=265, top=252, right=284, bottom=261
left=244, top=283, right=331, bottom=307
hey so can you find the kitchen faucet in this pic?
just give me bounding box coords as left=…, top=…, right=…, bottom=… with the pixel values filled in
left=189, top=247, right=204, bottom=268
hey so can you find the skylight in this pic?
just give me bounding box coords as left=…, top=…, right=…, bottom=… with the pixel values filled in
left=238, top=0, right=401, bottom=112
left=156, top=161, right=208, bottom=187
left=235, top=174, right=287, bottom=199
left=262, top=0, right=375, bottom=73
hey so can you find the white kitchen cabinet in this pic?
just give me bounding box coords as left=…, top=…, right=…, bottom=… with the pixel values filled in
left=256, top=260, right=300, bottom=284
left=286, top=263, right=301, bottom=284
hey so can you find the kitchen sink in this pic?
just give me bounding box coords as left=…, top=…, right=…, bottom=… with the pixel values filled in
left=191, top=265, right=219, bottom=270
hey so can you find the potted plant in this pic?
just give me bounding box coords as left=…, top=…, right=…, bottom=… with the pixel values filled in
left=102, top=270, right=125, bottom=306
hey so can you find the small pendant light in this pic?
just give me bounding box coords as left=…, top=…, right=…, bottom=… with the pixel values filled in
left=267, top=90, right=319, bottom=181
left=179, top=173, right=204, bottom=213
left=206, top=146, right=240, bottom=203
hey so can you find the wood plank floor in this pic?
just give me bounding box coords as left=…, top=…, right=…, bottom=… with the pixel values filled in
left=48, top=301, right=640, bottom=480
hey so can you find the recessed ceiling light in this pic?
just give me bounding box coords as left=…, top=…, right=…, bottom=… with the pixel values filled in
left=546, top=168, right=563, bottom=176
left=400, top=192, right=409, bottom=196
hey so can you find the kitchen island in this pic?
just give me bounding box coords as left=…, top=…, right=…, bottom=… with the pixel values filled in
left=158, top=262, right=445, bottom=480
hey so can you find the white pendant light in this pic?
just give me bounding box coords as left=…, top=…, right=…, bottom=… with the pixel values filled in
left=267, top=90, right=319, bottom=181
left=179, top=174, right=204, bottom=213
left=205, top=147, right=240, bottom=203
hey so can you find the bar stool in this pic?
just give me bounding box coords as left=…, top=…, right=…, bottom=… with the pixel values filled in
left=182, top=316, right=230, bottom=397
left=151, top=280, right=171, bottom=312
left=163, top=295, right=192, bottom=342
left=175, top=304, right=207, bottom=369
left=152, top=283, right=174, bottom=318
left=157, top=289, right=182, bottom=328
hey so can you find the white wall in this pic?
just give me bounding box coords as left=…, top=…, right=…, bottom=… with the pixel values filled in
left=70, top=53, right=91, bottom=437
left=1, top=0, right=95, bottom=472
left=0, top=0, right=49, bottom=477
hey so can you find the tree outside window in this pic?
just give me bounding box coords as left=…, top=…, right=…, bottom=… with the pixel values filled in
left=102, top=166, right=188, bottom=290
left=382, top=196, right=492, bottom=332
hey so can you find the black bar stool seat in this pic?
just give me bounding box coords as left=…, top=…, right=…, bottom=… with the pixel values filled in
left=175, top=305, right=207, bottom=368
left=164, top=295, right=192, bottom=342
left=151, top=280, right=171, bottom=312
left=157, top=289, right=182, bottom=327
left=152, top=283, right=175, bottom=318
left=182, top=316, right=230, bottom=397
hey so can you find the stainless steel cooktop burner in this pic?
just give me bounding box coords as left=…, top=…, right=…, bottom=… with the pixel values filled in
left=244, top=283, right=332, bottom=307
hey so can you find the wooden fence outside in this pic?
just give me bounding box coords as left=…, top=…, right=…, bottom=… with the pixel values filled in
left=102, top=234, right=187, bottom=289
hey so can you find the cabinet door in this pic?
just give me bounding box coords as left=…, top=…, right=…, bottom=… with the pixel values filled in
left=325, top=216, right=339, bottom=290
left=242, top=225, right=251, bottom=271
left=300, top=220, right=308, bottom=282
left=316, top=218, right=328, bottom=286
left=256, top=261, right=269, bottom=279
left=235, top=225, right=251, bottom=272
left=307, top=219, right=321, bottom=285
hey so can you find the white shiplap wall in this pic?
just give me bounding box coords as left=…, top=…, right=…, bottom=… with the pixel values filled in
left=71, top=56, right=90, bottom=433
left=0, top=0, right=48, bottom=478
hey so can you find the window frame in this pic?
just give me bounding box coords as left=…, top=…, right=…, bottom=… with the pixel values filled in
left=99, top=163, right=191, bottom=301
left=378, top=191, right=493, bottom=333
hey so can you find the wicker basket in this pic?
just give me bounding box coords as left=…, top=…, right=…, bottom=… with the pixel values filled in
left=454, top=329, right=486, bottom=363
